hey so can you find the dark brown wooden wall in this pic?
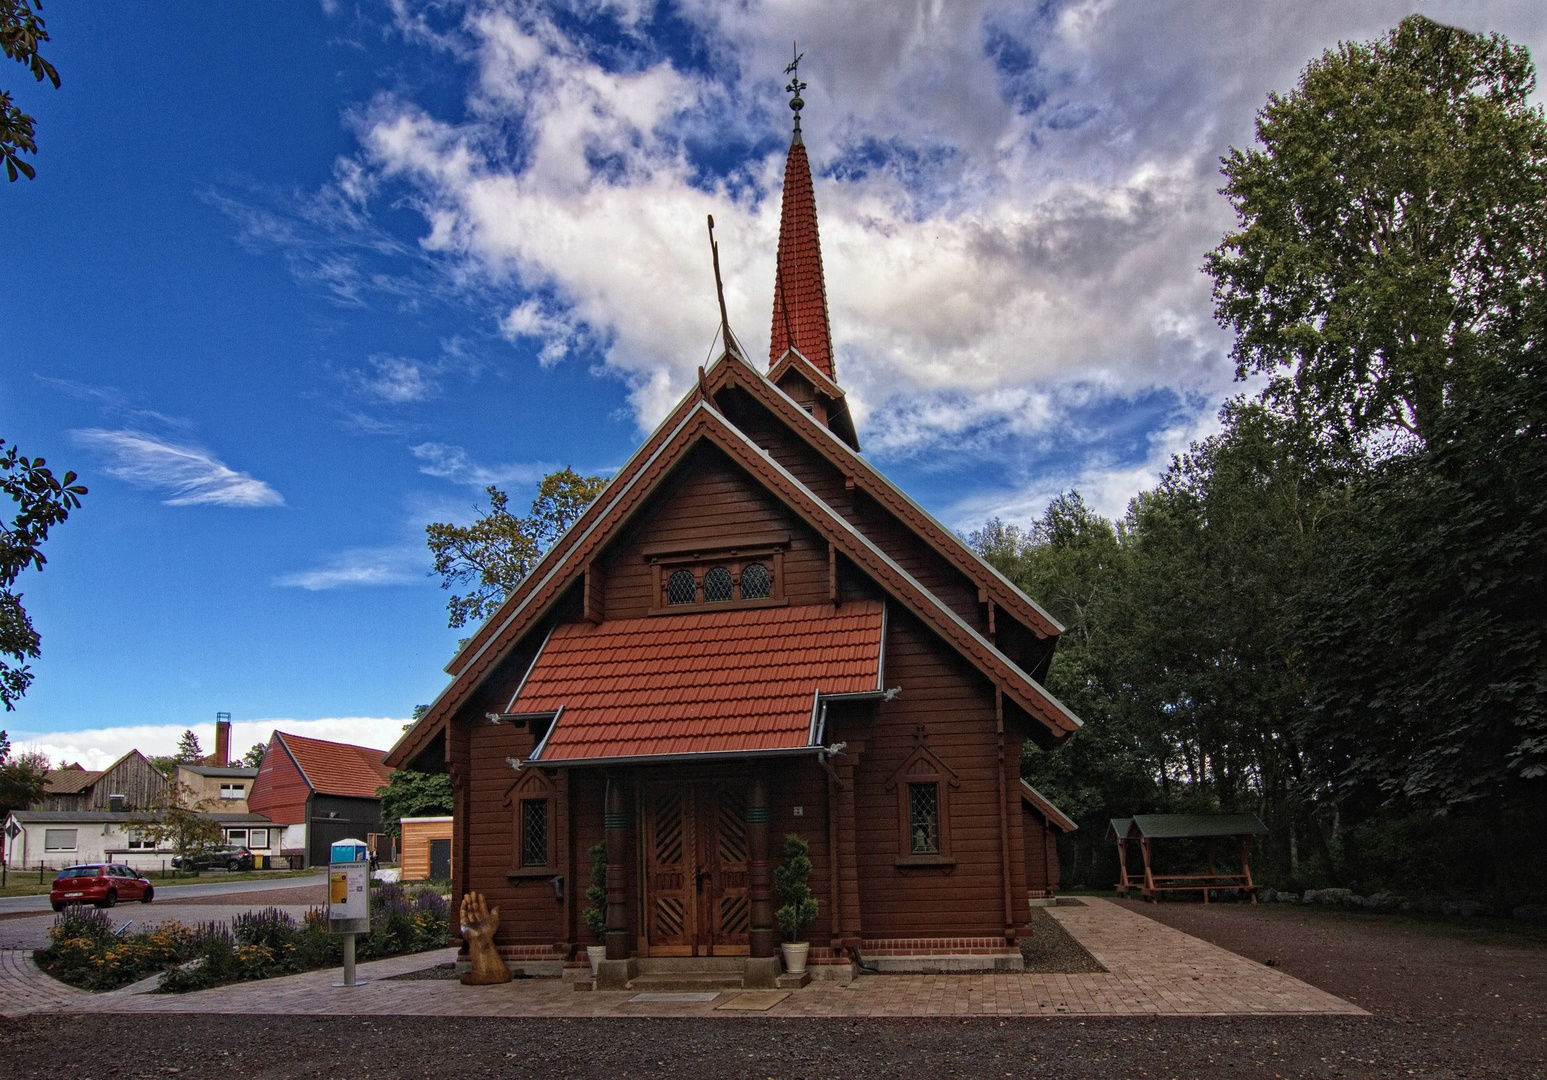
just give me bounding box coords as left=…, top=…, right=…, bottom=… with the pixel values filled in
left=1023, top=807, right=1061, bottom=896
left=598, top=443, right=832, bottom=618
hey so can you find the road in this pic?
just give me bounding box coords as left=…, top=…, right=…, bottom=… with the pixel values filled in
left=0, top=873, right=327, bottom=915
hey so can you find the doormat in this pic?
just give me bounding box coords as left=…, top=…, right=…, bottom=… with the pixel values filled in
left=627, top=992, right=722, bottom=1003
left=716, top=991, right=790, bottom=1011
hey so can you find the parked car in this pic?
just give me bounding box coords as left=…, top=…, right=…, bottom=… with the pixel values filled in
left=50, top=864, right=154, bottom=911
left=170, top=845, right=254, bottom=872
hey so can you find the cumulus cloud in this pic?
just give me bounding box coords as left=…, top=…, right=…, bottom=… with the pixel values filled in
left=71, top=429, right=284, bottom=508
left=10, top=717, right=410, bottom=771
left=316, top=0, right=1546, bottom=523
left=273, top=546, right=423, bottom=590
left=409, top=442, right=552, bottom=487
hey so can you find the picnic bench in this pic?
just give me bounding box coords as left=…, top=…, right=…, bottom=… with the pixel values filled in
left=1108, top=814, right=1268, bottom=903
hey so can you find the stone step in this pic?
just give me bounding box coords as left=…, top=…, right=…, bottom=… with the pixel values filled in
left=635, top=956, right=746, bottom=974
left=626, top=972, right=745, bottom=992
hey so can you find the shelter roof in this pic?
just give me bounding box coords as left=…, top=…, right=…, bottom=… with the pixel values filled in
left=518, top=601, right=885, bottom=765
left=274, top=732, right=392, bottom=799
left=43, top=768, right=104, bottom=794
left=1020, top=780, right=1077, bottom=833
left=1111, top=813, right=1269, bottom=840
left=179, top=765, right=258, bottom=779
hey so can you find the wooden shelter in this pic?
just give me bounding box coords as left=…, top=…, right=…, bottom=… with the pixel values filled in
left=1109, top=814, right=1268, bottom=902
left=387, top=91, right=1081, bottom=983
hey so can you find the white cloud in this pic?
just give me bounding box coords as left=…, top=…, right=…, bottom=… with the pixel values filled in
left=352, top=355, right=439, bottom=403
left=273, top=546, right=423, bottom=590
left=10, top=717, right=410, bottom=772
left=409, top=442, right=552, bottom=487
left=71, top=429, right=284, bottom=508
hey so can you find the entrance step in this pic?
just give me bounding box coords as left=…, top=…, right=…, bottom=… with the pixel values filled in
left=635, top=956, right=746, bottom=975
left=626, top=972, right=745, bottom=992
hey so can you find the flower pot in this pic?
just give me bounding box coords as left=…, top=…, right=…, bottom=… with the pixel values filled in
left=780, top=941, right=810, bottom=975
left=586, top=945, right=606, bottom=974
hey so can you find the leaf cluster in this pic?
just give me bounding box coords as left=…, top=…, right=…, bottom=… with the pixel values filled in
left=426, top=468, right=607, bottom=629
left=772, top=833, right=818, bottom=941
left=1, top=0, right=60, bottom=182
left=581, top=840, right=607, bottom=937
left=136, top=781, right=224, bottom=860
left=375, top=768, right=454, bottom=840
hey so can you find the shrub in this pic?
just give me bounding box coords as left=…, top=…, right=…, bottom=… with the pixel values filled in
left=773, top=834, right=819, bottom=942
left=581, top=841, right=607, bottom=939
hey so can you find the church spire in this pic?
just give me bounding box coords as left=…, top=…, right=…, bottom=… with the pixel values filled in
left=769, top=47, right=836, bottom=381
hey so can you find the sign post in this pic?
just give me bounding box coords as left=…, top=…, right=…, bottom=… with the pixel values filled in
left=328, top=839, right=371, bottom=987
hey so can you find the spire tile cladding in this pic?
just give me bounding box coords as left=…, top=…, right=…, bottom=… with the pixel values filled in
left=769, top=136, right=836, bottom=381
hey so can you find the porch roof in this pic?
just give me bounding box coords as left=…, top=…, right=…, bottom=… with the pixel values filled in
left=516, top=600, right=885, bottom=764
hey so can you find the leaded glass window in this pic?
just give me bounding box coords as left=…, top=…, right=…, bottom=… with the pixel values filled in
left=521, top=799, right=548, bottom=867
left=666, top=569, right=697, bottom=605
left=739, top=561, right=771, bottom=599
left=908, top=782, right=939, bottom=854
left=702, top=565, right=733, bottom=602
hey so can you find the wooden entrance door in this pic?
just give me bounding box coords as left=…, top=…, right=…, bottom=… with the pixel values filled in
left=641, top=781, right=751, bottom=956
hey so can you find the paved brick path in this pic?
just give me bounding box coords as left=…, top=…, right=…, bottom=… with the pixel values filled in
left=3, top=899, right=1362, bottom=1019
left=1, top=948, right=93, bottom=1015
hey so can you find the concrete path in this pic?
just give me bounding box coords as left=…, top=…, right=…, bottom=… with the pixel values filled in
left=2, top=899, right=1364, bottom=1020
left=0, top=873, right=326, bottom=916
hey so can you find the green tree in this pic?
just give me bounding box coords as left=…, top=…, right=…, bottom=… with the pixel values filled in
left=376, top=769, right=453, bottom=840
left=1, top=0, right=60, bottom=182
left=136, top=781, right=224, bottom=867
left=2, top=439, right=87, bottom=709
left=772, top=834, right=818, bottom=942
left=1206, top=15, right=1547, bottom=446
left=175, top=730, right=204, bottom=764
left=241, top=742, right=266, bottom=769
left=426, top=468, right=607, bottom=629
left=0, top=728, right=47, bottom=815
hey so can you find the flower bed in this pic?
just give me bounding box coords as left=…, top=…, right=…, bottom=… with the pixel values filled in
left=34, top=883, right=450, bottom=993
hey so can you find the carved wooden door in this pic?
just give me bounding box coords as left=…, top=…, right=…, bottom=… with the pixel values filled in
left=642, top=784, right=696, bottom=954
left=697, top=783, right=751, bottom=955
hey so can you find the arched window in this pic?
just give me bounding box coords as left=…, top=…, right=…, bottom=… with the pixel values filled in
left=738, top=562, right=771, bottom=599
left=666, top=570, right=697, bottom=605
left=702, top=565, right=733, bottom=602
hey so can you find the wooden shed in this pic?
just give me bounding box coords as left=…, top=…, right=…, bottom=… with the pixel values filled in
left=387, top=94, right=1080, bottom=983
left=400, top=816, right=454, bottom=881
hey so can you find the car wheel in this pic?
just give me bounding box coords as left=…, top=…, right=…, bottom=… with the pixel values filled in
left=99, top=890, right=117, bottom=909
left=228, top=859, right=241, bottom=872
left=51, top=902, right=63, bottom=912
left=141, top=887, right=154, bottom=904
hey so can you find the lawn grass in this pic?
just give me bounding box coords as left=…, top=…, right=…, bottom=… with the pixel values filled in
left=0, top=866, right=322, bottom=898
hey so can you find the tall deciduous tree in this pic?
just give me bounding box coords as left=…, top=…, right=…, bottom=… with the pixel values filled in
left=1206, top=15, right=1547, bottom=447
left=376, top=770, right=453, bottom=840
left=0, top=727, right=47, bottom=815
left=1, top=439, right=86, bottom=709
left=1, top=0, right=60, bottom=182
left=426, top=467, right=606, bottom=629
left=136, top=781, right=223, bottom=866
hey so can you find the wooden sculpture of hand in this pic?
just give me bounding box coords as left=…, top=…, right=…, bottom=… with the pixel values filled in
left=459, top=891, right=512, bottom=985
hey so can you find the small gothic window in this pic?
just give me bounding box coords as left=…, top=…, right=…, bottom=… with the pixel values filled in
left=666, top=569, right=697, bottom=605
left=521, top=799, right=549, bottom=867
left=739, top=562, right=771, bottom=599
left=908, top=782, right=940, bottom=854
left=702, top=565, right=733, bottom=602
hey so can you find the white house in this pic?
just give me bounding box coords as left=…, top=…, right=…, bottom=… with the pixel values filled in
left=2, top=809, right=280, bottom=871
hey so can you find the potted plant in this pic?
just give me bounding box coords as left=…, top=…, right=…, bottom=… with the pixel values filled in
left=773, top=833, right=819, bottom=974
left=581, top=841, right=608, bottom=973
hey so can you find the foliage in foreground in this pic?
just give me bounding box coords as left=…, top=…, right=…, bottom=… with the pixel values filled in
left=35, top=885, right=450, bottom=993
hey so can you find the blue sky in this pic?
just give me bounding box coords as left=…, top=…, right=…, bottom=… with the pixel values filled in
left=4, top=1, right=1543, bottom=766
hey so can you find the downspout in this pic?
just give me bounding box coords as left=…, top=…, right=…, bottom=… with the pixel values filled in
left=995, top=688, right=1014, bottom=937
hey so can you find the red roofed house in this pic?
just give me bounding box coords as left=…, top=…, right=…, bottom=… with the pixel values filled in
left=388, top=80, right=1080, bottom=985
left=247, top=731, right=393, bottom=868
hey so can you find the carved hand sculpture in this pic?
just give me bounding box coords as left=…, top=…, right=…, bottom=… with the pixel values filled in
left=459, top=891, right=512, bottom=985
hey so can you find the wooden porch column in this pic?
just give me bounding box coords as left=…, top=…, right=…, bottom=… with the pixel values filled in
left=604, top=776, right=631, bottom=960
left=1241, top=836, right=1257, bottom=903
left=1140, top=837, right=1156, bottom=902
left=834, top=739, right=865, bottom=948
left=747, top=776, right=776, bottom=959
left=1115, top=839, right=1130, bottom=895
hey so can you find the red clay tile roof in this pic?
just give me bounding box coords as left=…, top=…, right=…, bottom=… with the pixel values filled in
left=769, top=139, right=835, bottom=380
left=276, top=731, right=393, bottom=799
left=518, top=600, right=885, bottom=763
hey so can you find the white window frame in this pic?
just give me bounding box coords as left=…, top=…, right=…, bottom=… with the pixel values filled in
left=219, top=783, right=245, bottom=800
left=44, top=828, right=78, bottom=852
left=248, top=828, right=269, bottom=849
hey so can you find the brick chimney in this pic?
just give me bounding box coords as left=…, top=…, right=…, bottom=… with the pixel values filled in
left=214, top=713, right=231, bottom=767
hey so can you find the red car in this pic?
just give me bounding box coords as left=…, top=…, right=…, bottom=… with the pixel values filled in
left=49, top=864, right=155, bottom=911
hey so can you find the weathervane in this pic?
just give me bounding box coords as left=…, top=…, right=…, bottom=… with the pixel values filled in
left=784, top=43, right=806, bottom=139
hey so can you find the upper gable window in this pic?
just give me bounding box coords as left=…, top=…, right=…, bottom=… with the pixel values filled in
left=644, top=534, right=789, bottom=615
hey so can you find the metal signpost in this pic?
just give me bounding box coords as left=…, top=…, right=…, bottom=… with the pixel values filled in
left=328, top=839, right=371, bottom=987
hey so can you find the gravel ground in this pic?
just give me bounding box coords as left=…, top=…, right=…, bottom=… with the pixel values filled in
left=4, top=900, right=1544, bottom=1078
left=1020, top=905, right=1107, bottom=973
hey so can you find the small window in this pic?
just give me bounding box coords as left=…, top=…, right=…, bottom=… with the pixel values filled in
left=226, top=829, right=248, bottom=846
left=249, top=828, right=269, bottom=849
left=44, top=829, right=78, bottom=852
left=908, top=783, right=940, bottom=854
left=739, top=562, right=771, bottom=599
left=702, top=566, right=733, bottom=602
left=219, top=783, right=245, bottom=800
left=127, top=834, right=155, bottom=850
left=521, top=799, right=549, bottom=867
left=666, top=570, right=697, bottom=605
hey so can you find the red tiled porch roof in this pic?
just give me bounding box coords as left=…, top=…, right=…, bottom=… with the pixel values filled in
left=517, top=600, right=885, bottom=763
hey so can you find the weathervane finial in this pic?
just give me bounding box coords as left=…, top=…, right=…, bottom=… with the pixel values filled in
left=784, top=43, right=806, bottom=142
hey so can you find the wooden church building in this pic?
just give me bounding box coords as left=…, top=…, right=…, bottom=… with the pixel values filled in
left=387, top=88, right=1081, bottom=982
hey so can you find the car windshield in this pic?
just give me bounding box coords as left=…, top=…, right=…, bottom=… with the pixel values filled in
left=56, top=867, right=101, bottom=879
